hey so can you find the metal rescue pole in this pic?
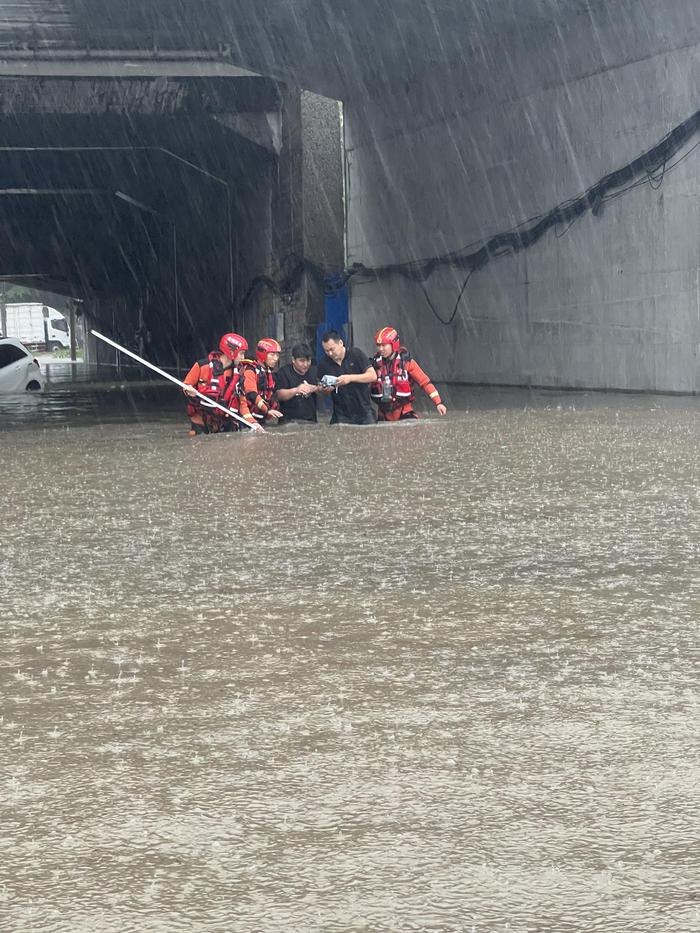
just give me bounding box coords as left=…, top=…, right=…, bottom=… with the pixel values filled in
left=91, top=330, right=261, bottom=432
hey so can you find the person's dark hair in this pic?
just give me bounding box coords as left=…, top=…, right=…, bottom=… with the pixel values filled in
left=321, top=330, right=344, bottom=344
left=291, top=342, right=313, bottom=359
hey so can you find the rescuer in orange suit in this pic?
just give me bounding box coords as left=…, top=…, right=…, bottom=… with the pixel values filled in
left=235, top=337, right=284, bottom=426
left=182, top=332, right=250, bottom=436
left=370, top=326, right=447, bottom=421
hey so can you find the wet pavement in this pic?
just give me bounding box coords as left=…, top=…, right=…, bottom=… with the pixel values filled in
left=1, top=365, right=699, bottom=931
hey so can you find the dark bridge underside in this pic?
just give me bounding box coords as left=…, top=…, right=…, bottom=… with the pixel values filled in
left=0, top=0, right=600, bottom=368
left=0, top=1, right=589, bottom=94
left=0, top=73, right=279, bottom=362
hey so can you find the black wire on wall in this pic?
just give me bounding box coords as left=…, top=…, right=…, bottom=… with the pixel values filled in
left=238, top=106, right=700, bottom=325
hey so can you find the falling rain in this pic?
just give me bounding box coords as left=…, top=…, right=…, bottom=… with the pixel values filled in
left=1, top=2, right=699, bottom=932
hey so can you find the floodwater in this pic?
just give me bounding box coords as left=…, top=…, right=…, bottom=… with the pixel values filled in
left=1, top=367, right=699, bottom=932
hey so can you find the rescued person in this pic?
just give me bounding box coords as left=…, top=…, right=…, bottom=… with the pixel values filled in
left=317, top=330, right=377, bottom=425
left=274, top=342, right=319, bottom=422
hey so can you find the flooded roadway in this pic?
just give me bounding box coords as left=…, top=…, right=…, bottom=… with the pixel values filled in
left=1, top=367, right=699, bottom=932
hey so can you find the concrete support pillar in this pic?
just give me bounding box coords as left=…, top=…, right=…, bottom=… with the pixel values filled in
left=0, top=282, right=6, bottom=338
left=83, top=301, right=99, bottom=366
left=258, top=87, right=344, bottom=355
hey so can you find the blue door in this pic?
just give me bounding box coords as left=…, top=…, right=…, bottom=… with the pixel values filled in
left=316, top=285, right=348, bottom=361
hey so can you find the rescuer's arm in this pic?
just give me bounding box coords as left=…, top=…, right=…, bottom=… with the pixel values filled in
left=243, top=367, right=283, bottom=420
left=183, top=362, right=200, bottom=397
left=243, top=366, right=268, bottom=414
left=407, top=359, right=447, bottom=415
left=230, top=393, right=263, bottom=432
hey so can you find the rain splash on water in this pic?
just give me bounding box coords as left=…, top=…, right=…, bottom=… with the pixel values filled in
left=1, top=376, right=698, bottom=931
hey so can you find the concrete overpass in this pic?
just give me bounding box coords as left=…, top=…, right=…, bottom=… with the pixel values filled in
left=0, top=1, right=699, bottom=390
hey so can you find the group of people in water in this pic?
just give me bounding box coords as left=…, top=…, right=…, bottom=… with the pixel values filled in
left=182, top=327, right=447, bottom=435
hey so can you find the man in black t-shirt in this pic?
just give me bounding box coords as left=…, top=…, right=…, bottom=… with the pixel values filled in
left=317, top=330, right=377, bottom=425
left=275, top=342, right=319, bottom=422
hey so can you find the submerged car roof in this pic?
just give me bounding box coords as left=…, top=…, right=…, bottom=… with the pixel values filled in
left=0, top=337, right=32, bottom=353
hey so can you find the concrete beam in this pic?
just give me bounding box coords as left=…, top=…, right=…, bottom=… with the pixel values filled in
left=212, top=112, right=282, bottom=153
left=0, top=56, right=261, bottom=79
left=0, top=75, right=281, bottom=116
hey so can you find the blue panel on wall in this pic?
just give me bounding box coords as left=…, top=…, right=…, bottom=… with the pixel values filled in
left=316, top=286, right=348, bottom=361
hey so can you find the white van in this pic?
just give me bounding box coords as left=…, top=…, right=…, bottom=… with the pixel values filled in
left=0, top=303, right=71, bottom=351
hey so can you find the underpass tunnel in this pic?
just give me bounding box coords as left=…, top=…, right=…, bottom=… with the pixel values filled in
left=2, top=2, right=700, bottom=394
left=0, top=73, right=343, bottom=372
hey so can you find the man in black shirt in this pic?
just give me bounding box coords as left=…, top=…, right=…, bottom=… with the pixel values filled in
left=275, top=342, right=319, bottom=422
left=317, top=330, right=377, bottom=425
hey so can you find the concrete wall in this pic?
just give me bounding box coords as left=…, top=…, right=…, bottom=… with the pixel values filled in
left=244, top=87, right=344, bottom=357
left=346, top=2, right=700, bottom=391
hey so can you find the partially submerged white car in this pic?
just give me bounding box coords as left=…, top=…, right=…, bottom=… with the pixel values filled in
left=0, top=337, right=44, bottom=392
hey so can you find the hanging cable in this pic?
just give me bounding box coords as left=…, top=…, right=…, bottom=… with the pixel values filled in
left=238, top=105, right=700, bottom=323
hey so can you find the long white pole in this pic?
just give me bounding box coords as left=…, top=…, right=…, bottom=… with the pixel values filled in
left=91, top=329, right=259, bottom=431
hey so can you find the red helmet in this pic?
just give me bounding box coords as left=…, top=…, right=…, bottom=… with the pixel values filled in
left=219, top=333, right=248, bottom=357
left=256, top=337, right=282, bottom=364
left=375, top=326, right=400, bottom=353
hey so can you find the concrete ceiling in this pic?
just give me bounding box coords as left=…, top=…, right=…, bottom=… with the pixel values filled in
left=0, top=0, right=617, bottom=98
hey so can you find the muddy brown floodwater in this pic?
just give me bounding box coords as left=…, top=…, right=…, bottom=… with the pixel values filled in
left=1, top=372, right=699, bottom=932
